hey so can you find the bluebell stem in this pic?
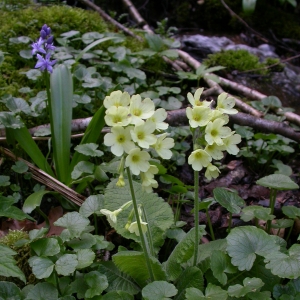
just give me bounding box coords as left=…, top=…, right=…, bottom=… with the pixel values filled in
left=31, top=24, right=56, bottom=73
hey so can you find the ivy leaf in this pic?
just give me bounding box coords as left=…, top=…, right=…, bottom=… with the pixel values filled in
left=240, top=206, right=275, bottom=222
left=104, top=179, right=173, bottom=253
left=164, top=227, right=205, bottom=280
left=54, top=212, right=90, bottom=239
left=0, top=244, right=26, bottom=283
left=174, top=267, right=204, bottom=300
left=256, top=174, right=299, bottom=190
left=76, top=249, right=95, bottom=269
left=142, top=281, right=178, bottom=300
left=213, top=188, right=245, bottom=214
left=99, top=261, right=140, bottom=295
left=226, top=226, right=279, bottom=271
left=265, top=244, right=300, bottom=279
left=0, top=282, right=22, bottom=300
left=185, top=284, right=227, bottom=300
left=30, top=238, right=60, bottom=256
left=28, top=256, right=54, bottom=279
left=71, top=161, right=94, bottom=179
left=228, top=277, right=264, bottom=297
left=79, top=194, right=104, bottom=217
left=210, top=250, right=237, bottom=285
left=55, top=254, right=78, bottom=276
left=74, top=143, right=104, bottom=157
left=113, top=251, right=166, bottom=288
left=25, top=282, right=58, bottom=300
left=84, top=271, right=108, bottom=298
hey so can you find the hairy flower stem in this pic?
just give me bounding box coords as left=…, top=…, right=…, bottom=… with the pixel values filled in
left=206, top=210, right=215, bottom=241
left=126, top=167, right=155, bottom=282
left=193, top=170, right=200, bottom=266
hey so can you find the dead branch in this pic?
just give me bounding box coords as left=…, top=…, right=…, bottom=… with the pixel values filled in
left=78, top=0, right=143, bottom=41
left=0, top=147, right=86, bottom=206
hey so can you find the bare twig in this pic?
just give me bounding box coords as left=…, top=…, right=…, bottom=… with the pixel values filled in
left=78, top=0, right=143, bottom=41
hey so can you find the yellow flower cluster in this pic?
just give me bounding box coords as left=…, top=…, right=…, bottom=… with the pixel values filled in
left=103, top=90, right=175, bottom=192
left=186, top=88, right=241, bottom=180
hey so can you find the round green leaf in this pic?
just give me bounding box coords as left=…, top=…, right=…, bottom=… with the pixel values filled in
left=28, top=256, right=54, bottom=279
left=55, top=254, right=78, bottom=276
left=19, top=49, right=33, bottom=59
left=30, top=238, right=60, bottom=256
left=0, top=282, right=22, bottom=299
left=142, top=281, right=177, bottom=300
left=26, top=282, right=58, bottom=300
left=23, top=190, right=53, bottom=213
left=256, top=174, right=299, bottom=190
left=74, top=143, right=104, bottom=157
left=282, top=206, right=300, bottom=219
left=241, top=206, right=274, bottom=222
left=76, top=249, right=96, bottom=269
left=79, top=195, right=105, bottom=217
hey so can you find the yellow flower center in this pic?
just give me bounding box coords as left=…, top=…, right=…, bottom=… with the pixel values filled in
left=137, top=132, right=145, bottom=140
left=195, top=152, right=202, bottom=159
left=131, top=155, right=140, bottom=163
left=133, top=109, right=142, bottom=117
left=211, top=129, right=218, bottom=137
left=193, top=115, right=201, bottom=122
left=117, top=135, right=125, bottom=143
left=113, top=116, right=122, bottom=123
left=195, top=100, right=201, bottom=106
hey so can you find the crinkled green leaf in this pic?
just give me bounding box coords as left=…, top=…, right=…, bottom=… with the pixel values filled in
left=240, top=205, right=275, bottom=222
left=0, top=175, right=10, bottom=187
left=84, top=271, right=108, bottom=298
left=54, top=212, right=90, bottom=239
left=23, top=190, right=54, bottom=214
left=185, top=284, right=227, bottom=300
left=282, top=206, right=300, bottom=219
left=75, top=143, right=103, bottom=157
left=55, top=254, right=78, bottom=276
left=174, top=266, right=204, bottom=300
left=71, top=161, right=94, bottom=180
left=76, top=249, right=95, bottom=269
left=104, top=179, right=173, bottom=253
left=25, top=282, right=58, bottom=300
left=11, top=160, right=28, bottom=173
left=67, top=232, right=96, bottom=249
left=0, top=112, right=24, bottom=128
left=99, top=261, right=140, bottom=295
left=0, top=282, right=22, bottom=300
left=6, top=97, right=31, bottom=114
left=265, top=244, right=300, bottom=279
left=164, top=227, right=205, bottom=280
left=142, top=281, right=177, bottom=300
left=28, top=256, right=54, bottom=279
left=30, top=238, right=60, bottom=256
left=256, top=174, right=299, bottom=190
left=0, top=244, right=26, bottom=283
left=79, top=195, right=104, bottom=217
left=228, top=277, right=264, bottom=297
left=113, top=251, right=166, bottom=288
left=213, top=188, right=245, bottom=214
left=226, top=226, right=279, bottom=271
left=211, top=250, right=237, bottom=285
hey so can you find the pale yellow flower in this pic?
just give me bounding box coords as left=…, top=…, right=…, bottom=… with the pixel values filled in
left=188, top=149, right=212, bottom=171
left=222, top=133, right=242, bottom=155
left=100, top=208, right=122, bottom=224
left=187, top=88, right=212, bottom=108
left=105, top=106, right=131, bottom=127
left=129, top=94, right=155, bottom=125
left=210, top=109, right=229, bottom=124
left=205, top=119, right=232, bottom=146
left=153, top=133, right=174, bottom=159
left=103, top=90, right=130, bottom=109
left=130, top=120, right=157, bottom=149
left=116, top=174, right=125, bottom=187
left=216, top=93, right=238, bottom=114
left=140, top=165, right=159, bottom=193
left=148, top=108, right=168, bottom=131
left=204, top=143, right=224, bottom=160
left=125, top=148, right=151, bottom=175
left=186, top=106, right=212, bottom=128
left=128, top=220, right=148, bottom=236
left=104, top=126, right=135, bottom=156
left=205, top=163, right=221, bottom=180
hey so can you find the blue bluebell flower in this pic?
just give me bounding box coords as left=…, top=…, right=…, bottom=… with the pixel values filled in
left=31, top=24, right=56, bottom=73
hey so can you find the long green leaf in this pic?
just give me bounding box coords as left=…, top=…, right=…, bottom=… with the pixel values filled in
left=6, top=127, right=54, bottom=176
left=50, top=64, right=73, bottom=183
left=69, top=105, right=106, bottom=182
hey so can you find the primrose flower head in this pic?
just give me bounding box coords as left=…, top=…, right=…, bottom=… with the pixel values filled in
left=216, top=93, right=238, bottom=115
left=105, top=106, right=131, bottom=127
left=130, top=120, right=157, bottom=149
left=222, top=133, right=242, bottom=155
left=188, top=149, right=212, bottom=171
left=128, top=220, right=148, bottom=236
left=205, top=118, right=232, bottom=146
left=205, top=163, right=221, bottom=180
left=186, top=106, right=212, bottom=128
left=148, top=108, right=168, bottom=131
left=187, top=88, right=212, bottom=108
left=129, top=95, right=155, bottom=125
left=125, top=148, right=151, bottom=175
left=104, top=90, right=130, bottom=109
left=140, top=165, right=159, bottom=193
left=100, top=208, right=122, bottom=224
left=153, top=133, right=174, bottom=159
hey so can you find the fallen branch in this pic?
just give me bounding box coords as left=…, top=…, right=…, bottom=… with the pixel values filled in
left=78, top=0, right=143, bottom=41
left=0, top=147, right=86, bottom=206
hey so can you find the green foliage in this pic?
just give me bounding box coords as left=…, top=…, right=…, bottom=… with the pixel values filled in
left=203, top=50, right=271, bottom=74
